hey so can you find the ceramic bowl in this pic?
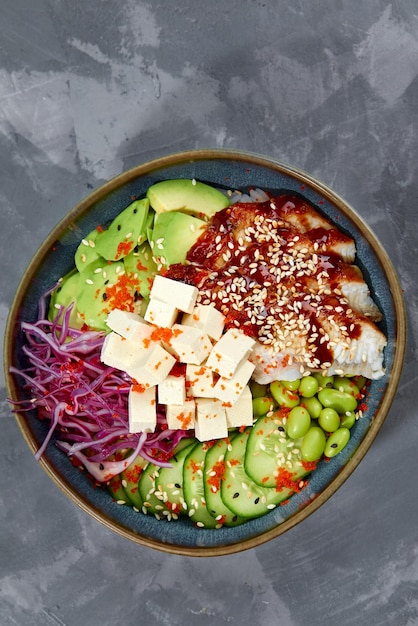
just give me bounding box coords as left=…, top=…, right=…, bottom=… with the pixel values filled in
left=4, top=149, right=406, bottom=556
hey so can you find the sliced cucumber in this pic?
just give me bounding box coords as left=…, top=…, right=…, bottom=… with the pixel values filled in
left=153, top=442, right=196, bottom=518
left=137, top=462, right=167, bottom=518
left=183, top=442, right=220, bottom=529
left=120, top=454, right=149, bottom=511
left=244, top=413, right=308, bottom=488
left=203, top=437, right=246, bottom=527
left=107, top=474, right=134, bottom=506
left=221, top=428, right=294, bottom=519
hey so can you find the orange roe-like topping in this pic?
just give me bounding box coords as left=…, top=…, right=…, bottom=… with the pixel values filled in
left=116, top=240, right=134, bottom=259
left=275, top=467, right=299, bottom=493
left=103, top=272, right=141, bottom=313
left=207, top=460, right=226, bottom=492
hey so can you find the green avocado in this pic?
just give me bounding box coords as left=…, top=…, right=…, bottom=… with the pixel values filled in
left=48, top=269, right=84, bottom=329
left=146, top=179, right=230, bottom=220
left=76, top=258, right=127, bottom=331
left=74, top=228, right=102, bottom=272
left=150, top=211, right=207, bottom=267
left=94, top=198, right=150, bottom=261
left=123, top=241, right=158, bottom=299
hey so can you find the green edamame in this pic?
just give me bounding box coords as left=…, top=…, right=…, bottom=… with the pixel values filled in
left=302, top=396, right=322, bottom=419
left=281, top=379, right=300, bottom=392
left=333, top=376, right=360, bottom=398
left=252, top=396, right=273, bottom=417
left=301, top=427, right=326, bottom=461
left=318, top=408, right=340, bottom=432
left=270, top=381, right=300, bottom=409
left=324, top=428, right=350, bottom=457
left=340, top=411, right=356, bottom=429
left=317, top=388, right=357, bottom=414
left=313, top=373, right=334, bottom=388
left=299, top=375, right=319, bottom=398
left=286, top=406, right=311, bottom=439
left=250, top=381, right=268, bottom=398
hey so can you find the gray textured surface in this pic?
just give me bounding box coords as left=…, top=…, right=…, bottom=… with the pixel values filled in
left=1, top=1, right=417, bottom=625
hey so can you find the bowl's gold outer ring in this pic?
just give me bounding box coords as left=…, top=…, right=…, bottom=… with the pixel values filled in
left=5, top=149, right=407, bottom=556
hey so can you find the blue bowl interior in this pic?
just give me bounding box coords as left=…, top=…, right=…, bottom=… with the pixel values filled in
left=8, top=152, right=400, bottom=553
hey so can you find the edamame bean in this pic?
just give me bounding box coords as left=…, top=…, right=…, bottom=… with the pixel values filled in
left=313, top=373, right=334, bottom=388
left=299, top=375, right=319, bottom=398
left=281, top=379, right=300, bottom=392
left=252, top=396, right=273, bottom=417
left=270, top=381, right=300, bottom=409
left=250, top=381, right=268, bottom=398
left=301, top=426, right=326, bottom=461
left=302, top=396, right=322, bottom=419
left=318, top=408, right=340, bottom=432
left=333, top=376, right=360, bottom=398
left=340, top=411, right=356, bottom=429
left=324, top=428, right=350, bottom=457
left=286, top=406, right=311, bottom=439
left=317, top=388, right=357, bottom=413
left=354, top=375, right=367, bottom=391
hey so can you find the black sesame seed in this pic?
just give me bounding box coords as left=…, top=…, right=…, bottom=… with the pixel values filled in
left=233, top=492, right=239, bottom=499
left=254, top=497, right=260, bottom=504
left=330, top=443, right=338, bottom=448
left=174, top=483, right=181, bottom=488
left=99, top=463, right=104, bottom=470
left=232, top=515, right=238, bottom=522
left=102, top=293, right=107, bottom=301
left=117, top=224, right=121, bottom=231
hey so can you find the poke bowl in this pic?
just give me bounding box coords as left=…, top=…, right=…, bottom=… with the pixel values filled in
left=4, top=149, right=406, bottom=556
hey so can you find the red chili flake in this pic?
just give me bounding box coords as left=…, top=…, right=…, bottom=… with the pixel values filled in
left=96, top=225, right=104, bottom=233
left=132, top=382, right=146, bottom=393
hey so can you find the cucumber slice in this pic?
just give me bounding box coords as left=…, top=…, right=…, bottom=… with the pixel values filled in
left=221, top=428, right=294, bottom=519
left=138, top=462, right=167, bottom=518
left=137, top=438, right=196, bottom=520
left=153, top=442, right=196, bottom=518
left=203, top=437, right=246, bottom=527
left=120, top=454, right=149, bottom=510
left=183, top=442, right=220, bottom=529
left=107, top=474, right=134, bottom=506
left=244, top=414, right=308, bottom=488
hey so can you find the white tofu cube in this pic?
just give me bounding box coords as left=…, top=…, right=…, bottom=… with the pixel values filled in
left=224, top=385, right=254, bottom=427
left=194, top=398, right=228, bottom=442
left=167, top=324, right=212, bottom=365
left=206, top=328, right=256, bottom=378
left=150, top=275, right=198, bottom=314
left=126, top=344, right=176, bottom=388
left=213, top=359, right=255, bottom=404
left=186, top=364, right=215, bottom=398
left=182, top=304, right=225, bottom=341
left=158, top=375, right=186, bottom=405
left=143, top=298, right=178, bottom=328
left=105, top=309, right=152, bottom=342
left=100, top=332, right=140, bottom=371
left=166, top=399, right=196, bottom=430
left=128, top=385, right=157, bottom=433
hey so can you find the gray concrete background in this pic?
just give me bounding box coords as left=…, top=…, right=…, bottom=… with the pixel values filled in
left=1, top=1, right=417, bottom=625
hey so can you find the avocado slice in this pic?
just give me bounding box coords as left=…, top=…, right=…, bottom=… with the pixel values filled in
left=123, top=241, right=158, bottom=299
left=48, top=269, right=84, bottom=330
left=95, top=198, right=150, bottom=261
left=74, top=228, right=102, bottom=272
left=146, top=179, right=230, bottom=220
left=76, top=258, right=127, bottom=331
left=150, top=211, right=207, bottom=267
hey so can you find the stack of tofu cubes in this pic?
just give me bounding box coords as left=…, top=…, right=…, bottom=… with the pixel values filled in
left=100, top=275, right=256, bottom=441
